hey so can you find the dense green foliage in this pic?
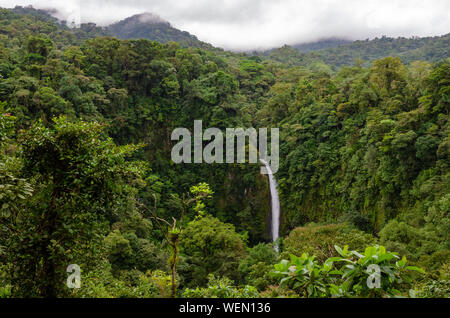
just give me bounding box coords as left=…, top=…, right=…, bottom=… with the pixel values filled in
left=107, top=13, right=213, bottom=50
left=272, top=245, right=424, bottom=297
left=0, top=7, right=107, bottom=50
left=0, top=7, right=448, bottom=298
left=261, top=58, right=450, bottom=279
left=183, top=275, right=259, bottom=298
left=260, top=34, right=450, bottom=68
left=3, top=117, right=146, bottom=297
left=292, top=39, right=352, bottom=53
left=179, top=215, right=246, bottom=288
left=283, top=224, right=377, bottom=261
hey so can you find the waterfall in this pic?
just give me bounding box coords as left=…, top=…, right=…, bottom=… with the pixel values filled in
left=260, top=159, right=280, bottom=252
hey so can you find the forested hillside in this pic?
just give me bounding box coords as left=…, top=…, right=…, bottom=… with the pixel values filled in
left=2, top=6, right=212, bottom=50
left=292, top=38, right=352, bottom=52
left=107, top=13, right=213, bottom=49
left=0, top=7, right=449, bottom=298
left=260, top=34, right=450, bottom=68
left=0, top=6, right=107, bottom=49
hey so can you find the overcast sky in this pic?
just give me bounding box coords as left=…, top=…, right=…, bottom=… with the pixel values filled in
left=1, top=0, right=449, bottom=50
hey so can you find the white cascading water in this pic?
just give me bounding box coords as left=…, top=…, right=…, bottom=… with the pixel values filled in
left=260, top=159, right=280, bottom=252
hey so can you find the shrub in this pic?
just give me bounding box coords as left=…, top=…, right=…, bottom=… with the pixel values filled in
left=271, top=253, right=339, bottom=297
left=271, top=244, right=425, bottom=298
left=415, top=280, right=450, bottom=298
left=284, top=223, right=377, bottom=262
left=182, top=275, right=259, bottom=298
left=179, top=216, right=246, bottom=288
left=238, top=243, right=277, bottom=289
left=333, top=245, right=424, bottom=297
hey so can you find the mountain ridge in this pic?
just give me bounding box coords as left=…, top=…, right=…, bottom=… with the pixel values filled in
left=258, top=33, right=450, bottom=68
left=106, top=12, right=213, bottom=49
left=3, top=6, right=449, bottom=68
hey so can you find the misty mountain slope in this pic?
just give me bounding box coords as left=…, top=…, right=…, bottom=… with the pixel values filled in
left=261, top=34, right=450, bottom=68
left=107, top=13, right=214, bottom=49
left=3, top=7, right=213, bottom=50
left=292, top=38, right=352, bottom=52
left=0, top=6, right=108, bottom=48
left=11, top=5, right=61, bottom=24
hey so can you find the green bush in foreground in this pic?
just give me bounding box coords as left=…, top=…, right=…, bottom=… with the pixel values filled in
left=271, top=245, right=425, bottom=298
left=284, top=224, right=377, bottom=262
left=182, top=275, right=259, bottom=298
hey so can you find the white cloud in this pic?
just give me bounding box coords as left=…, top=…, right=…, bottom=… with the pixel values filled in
left=0, top=0, right=449, bottom=50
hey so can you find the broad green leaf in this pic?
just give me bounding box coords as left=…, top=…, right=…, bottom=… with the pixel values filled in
left=405, top=266, right=425, bottom=274
left=334, top=245, right=344, bottom=256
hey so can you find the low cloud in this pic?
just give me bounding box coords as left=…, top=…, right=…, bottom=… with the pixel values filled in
left=1, top=0, right=449, bottom=50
